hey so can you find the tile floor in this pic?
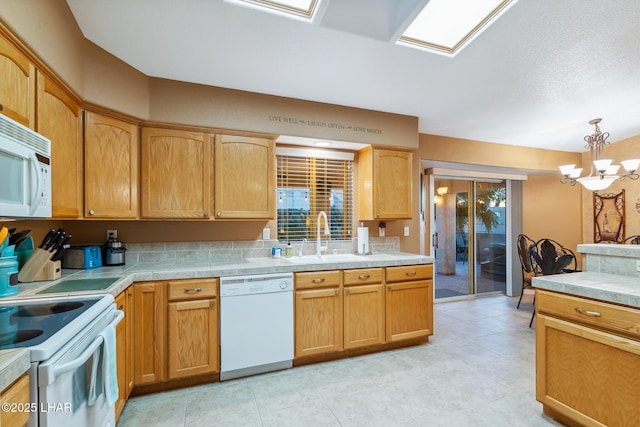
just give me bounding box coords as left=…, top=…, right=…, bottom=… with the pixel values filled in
left=117, top=295, right=563, bottom=427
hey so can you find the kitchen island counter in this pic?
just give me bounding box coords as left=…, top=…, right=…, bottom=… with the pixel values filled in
left=532, top=271, right=640, bottom=308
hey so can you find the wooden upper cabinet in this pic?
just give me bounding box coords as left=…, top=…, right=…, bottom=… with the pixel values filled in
left=84, top=111, right=139, bottom=218
left=36, top=72, right=83, bottom=218
left=0, top=33, right=36, bottom=128
left=358, top=148, right=412, bottom=220
left=141, top=127, right=211, bottom=219
left=214, top=134, right=275, bottom=219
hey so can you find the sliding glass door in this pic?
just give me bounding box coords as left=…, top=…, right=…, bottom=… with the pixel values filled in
left=432, top=178, right=507, bottom=299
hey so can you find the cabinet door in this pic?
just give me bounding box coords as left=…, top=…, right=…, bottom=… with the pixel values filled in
left=385, top=279, right=432, bottom=342
left=214, top=135, right=275, bottom=219
left=0, top=374, right=30, bottom=427
left=36, top=72, right=83, bottom=218
left=84, top=111, right=139, bottom=218
left=0, top=34, right=36, bottom=128
left=344, top=284, right=385, bottom=349
left=373, top=149, right=412, bottom=219
left=141, top=128, right=211, bottom=218
left=133, top=282, right=166, bottom=385
left=295, top=288, right=343, bottom=357
left=167, top=298, right=218, bottom=379
left=536, top=314, right=640, bottom=427
left=124, top=288, right=134, bottom=396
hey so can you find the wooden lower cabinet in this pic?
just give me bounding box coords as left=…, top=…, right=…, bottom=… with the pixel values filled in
left=343, top=268, right=385, bottom=349
left=0, top=374, right=30, bottom=427
left=167, top=279, right=219, bottom=379
left=115, top=287, right=134, bottom=421
left=133, top=282, right=167, bottom=385
left=385, top=265, right=433, bottom=342
left=294, top=271, right=343, bottom=357
left=536, top=290, right=640, bottom=426
left=133, top=278, right=219, bottom=389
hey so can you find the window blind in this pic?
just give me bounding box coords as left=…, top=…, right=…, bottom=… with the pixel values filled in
left=277, top=154, right=353, bottom=242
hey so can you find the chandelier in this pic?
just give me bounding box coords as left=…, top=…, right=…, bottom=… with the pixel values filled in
left=559, top=118, right=640, bottom=191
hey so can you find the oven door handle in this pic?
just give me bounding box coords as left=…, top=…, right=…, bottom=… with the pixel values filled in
left=51, top=310, right=124, bottom=379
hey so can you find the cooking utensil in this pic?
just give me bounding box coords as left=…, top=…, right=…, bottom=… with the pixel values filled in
left=0, top=226, right=8, bottom=253
left=10, top=230, right=31, bottom=249
left=18, top=228, right=67, bottom=282
left=51, top=235, right=72, bottom=262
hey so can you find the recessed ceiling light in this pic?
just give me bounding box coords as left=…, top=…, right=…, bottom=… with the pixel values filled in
left=314, top=141, right=332, bottom=147
left=399, top=0, right=518, bottom=56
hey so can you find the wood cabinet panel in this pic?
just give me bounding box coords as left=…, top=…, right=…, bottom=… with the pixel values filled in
left=133, top=282, right=166, bottom=385
left=385, top=279, right=433, bottom=342
left=168, top=299, right=218, bottom=379
left=536, top=313, right=640, bottom=427
left=141, top=127, right=211, bottom=218
left=0, top=374, right=30, bottom=427
left=36, top=72, right=83, bottom=218
left=0, top=34, right=35, bottom=128
left=168, top=278, right=217, bottom=301
left=358, top=148, right=412, bottom=220
left=386, top=264, right=432, bottom=283
left=294, top=270, right=341, bottom=290
left=537, top=290, right=640, bottom=339
left=84, top=111, right=139, bottom=218
left=115, top=286, right=134, bottom=421
left=214, top=134, right=275, bottom=219
left=344, top=283, right=385, bottom=349
left=295, top=287, right=343, bottom=357
left=343, top=268, right=384, bottom=286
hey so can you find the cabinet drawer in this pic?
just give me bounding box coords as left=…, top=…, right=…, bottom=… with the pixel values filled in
left=295, top=270, right=341, bottom=290
left=385, top=264, right=432, bottom=283
left=168, top=278, right=218, bottom=301
left=343, top=268, right=384, bottom=286
left=537, top=290, right=640, bottom=339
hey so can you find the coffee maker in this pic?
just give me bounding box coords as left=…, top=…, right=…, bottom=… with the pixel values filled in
left=103, top=235, right=126, bottom=266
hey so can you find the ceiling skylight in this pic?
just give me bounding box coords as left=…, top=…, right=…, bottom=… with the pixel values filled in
left=399, top=0, right=518, bottom=56
left=236, top=0, right=318, bottom=18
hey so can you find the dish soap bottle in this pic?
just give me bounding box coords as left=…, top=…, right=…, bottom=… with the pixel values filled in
left=285, top=241, right=293, bottom=257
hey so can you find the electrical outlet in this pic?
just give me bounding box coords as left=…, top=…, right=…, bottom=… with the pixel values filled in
left=403, top=226, right=410, bottom=237
left=262, top=228, right=270, bottom=240
left=107, top=229, right=117, bottom=240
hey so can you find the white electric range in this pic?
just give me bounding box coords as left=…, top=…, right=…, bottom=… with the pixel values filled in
left=0, top=294, right=122, bottom=427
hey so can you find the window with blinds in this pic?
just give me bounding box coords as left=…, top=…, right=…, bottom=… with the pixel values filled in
left=277, top=154, right=353, bottom=242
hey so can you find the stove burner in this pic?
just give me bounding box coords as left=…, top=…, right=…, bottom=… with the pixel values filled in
left=13, top=301, right=85, bottom=317
left=0, top=329, right=44, bottom=346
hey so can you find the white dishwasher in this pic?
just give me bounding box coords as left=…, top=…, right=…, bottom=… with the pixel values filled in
left=219, top=272, right=294, bottom=381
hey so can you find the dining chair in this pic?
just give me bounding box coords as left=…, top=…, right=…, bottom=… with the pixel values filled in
left=624, top=235, right=640, bottom=244
left=516, top=234, right=536, bottom=310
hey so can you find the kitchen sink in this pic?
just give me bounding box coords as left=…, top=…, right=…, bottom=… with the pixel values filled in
left=283, top=254, right=367, bottom=264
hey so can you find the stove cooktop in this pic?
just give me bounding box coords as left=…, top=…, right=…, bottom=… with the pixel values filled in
left=0, top=295, right=113, bottom=360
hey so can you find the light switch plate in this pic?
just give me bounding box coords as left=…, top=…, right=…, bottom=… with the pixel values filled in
left=403, top=226, right=410, bottom=236
left=636, top=260, right=640, bottom=272
left=262, top=228, right=270, bottom=240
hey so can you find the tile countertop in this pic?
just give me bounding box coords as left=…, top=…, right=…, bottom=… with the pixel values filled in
left=532, top=272, right=640, bottom=309
left=0, top=349, right=30, bottom=392
left=10, top=252, right=434, bottom=301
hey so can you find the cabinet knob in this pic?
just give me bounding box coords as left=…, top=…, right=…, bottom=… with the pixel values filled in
left=406, top=271, right=417, bottom=276
left=358, top=274, right=370, bottom=280
left=184, top=287, right=203, bottom=293
left=311, top=278, right=325, bottom=283
left=376, top=213, right=380, bottom=217
left=89, top=209, right=95, bottom=215
left=204, top=211, right=209, bottom=217
left=217, top=212, right=221, bottom=216
left=117, top=304, right=124, bottom=310
left=574, top=307, right=601, bottom=317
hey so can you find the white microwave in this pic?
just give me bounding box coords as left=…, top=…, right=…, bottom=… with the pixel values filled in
left=0, top=114, right=52, bottom=218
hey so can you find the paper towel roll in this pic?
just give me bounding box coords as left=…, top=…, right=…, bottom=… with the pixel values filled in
left=357, top=227, right=369, bottom=254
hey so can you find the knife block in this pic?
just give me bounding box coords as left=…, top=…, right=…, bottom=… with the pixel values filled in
left=29, top=260, right=62, bottom=282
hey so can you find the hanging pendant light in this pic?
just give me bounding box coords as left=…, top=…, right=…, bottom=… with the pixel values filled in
left=559, top=118, right=640, bottom=191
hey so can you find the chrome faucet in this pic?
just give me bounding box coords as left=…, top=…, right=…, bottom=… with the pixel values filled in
left=316, top=211, right=330, bottom=258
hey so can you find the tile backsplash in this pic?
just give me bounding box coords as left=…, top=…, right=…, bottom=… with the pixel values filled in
left=126, top=237, right=400, bottom=264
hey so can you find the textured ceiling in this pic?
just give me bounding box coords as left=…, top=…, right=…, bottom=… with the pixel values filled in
left=66, top=0, right=640, bottom=152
